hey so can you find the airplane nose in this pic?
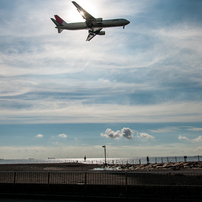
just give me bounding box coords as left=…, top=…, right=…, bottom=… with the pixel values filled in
left=126, top=20, right=130, bottom=25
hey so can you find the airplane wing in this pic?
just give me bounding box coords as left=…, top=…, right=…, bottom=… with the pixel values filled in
left=71, top=2, right=105, bottom=41
left=86, top=28, right=102, bottom=41
left=72, top=1, right=95, bottom=21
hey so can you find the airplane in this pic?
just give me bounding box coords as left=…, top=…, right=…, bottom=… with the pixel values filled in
left=51, top=1, right=130, bottom=41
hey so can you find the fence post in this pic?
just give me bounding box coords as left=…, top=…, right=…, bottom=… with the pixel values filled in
left=47, top=172, right=50, bottom=196
left=125, top=171, right=128, bottom=199
left=13, top=172, right=16, bottom=184
left=169, top=172, right=172, bottom=199
left=84, top=172, right=87, bottom=198
left=13, top=172, right=16, bottom=195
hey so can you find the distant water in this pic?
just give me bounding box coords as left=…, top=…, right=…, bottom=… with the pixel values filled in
left=0, top=156, right=201, bottom=165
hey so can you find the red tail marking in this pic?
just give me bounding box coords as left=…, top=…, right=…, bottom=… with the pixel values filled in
left=54, top=15, right=64, bottom=24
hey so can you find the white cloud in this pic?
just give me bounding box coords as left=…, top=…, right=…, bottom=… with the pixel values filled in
left=101, top=127, right=134, bottom=140
left=178, top=135, right=190, bottom=141
left=101, top=128, right=121, bottom=139
left=36, top=134, right=43, bottom=138
left=192, top=136, right=202, bottom=143
left=121, top=128, right=134, bottom=140
left=178, top=135, right=202, bottom=143
left=1, top=101, right=202, bottom=124
left=58, top=134, right=67, bottom=138
left=154, top=26, right=202, bottom=41
left=187, top=128, right=202, bottom=132
left=139, top=133, right=154, bottom=140
left=149, top=127, right=178, bottom=133
left=98, top=78, right=110, bottom=83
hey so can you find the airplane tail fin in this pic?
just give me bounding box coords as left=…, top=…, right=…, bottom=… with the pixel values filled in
left=54, top=15, right=68, bottom=25
left=51, top=18, right=62, bottom=26
left=51, top=15, right=68, bottom=33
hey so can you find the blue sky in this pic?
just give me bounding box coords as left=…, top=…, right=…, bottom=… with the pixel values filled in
left=0, top=0, right=202, bottom=159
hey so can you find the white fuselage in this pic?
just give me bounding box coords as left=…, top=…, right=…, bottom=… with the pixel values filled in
left=57, top=19, right=130, bottom=30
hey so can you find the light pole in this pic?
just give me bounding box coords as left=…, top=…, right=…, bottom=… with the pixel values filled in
left=102, top=145, right=107, bottom=167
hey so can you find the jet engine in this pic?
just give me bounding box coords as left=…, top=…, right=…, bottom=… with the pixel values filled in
left=95, top=18, right=103, bottom=23
left=98, top=31, right=105, bottom=35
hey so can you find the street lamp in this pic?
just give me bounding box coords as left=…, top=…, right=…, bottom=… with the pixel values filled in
left=102, top=145, right=107, bottom=167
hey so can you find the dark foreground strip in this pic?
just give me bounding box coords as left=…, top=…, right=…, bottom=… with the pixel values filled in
left=0, top=184, right=201, bottom=202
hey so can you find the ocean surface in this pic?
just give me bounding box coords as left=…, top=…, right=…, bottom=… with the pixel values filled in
left=0, top=156, right=201, bottom=165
